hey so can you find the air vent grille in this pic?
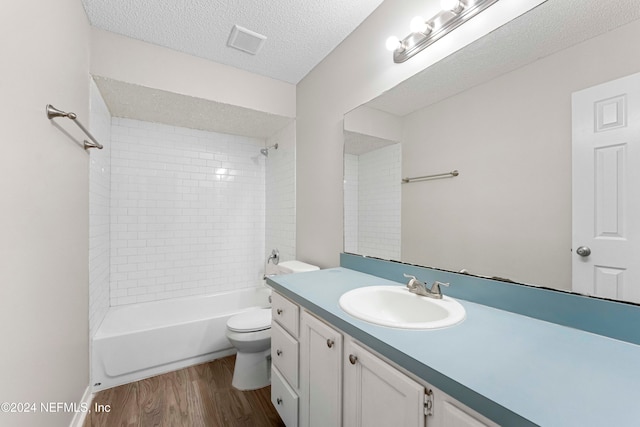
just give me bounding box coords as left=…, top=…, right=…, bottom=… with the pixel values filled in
left=227, top=25, right=266, bottom=55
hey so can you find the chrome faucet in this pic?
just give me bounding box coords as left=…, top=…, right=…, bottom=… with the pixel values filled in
left=267, top=248, right=280, bottom=265
left=403, top=274, right=449, bottom=299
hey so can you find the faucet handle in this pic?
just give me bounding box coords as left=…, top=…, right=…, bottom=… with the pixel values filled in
left=403, top=273, right=419, bottom=287
left=431, top=281, right=449, bottom=295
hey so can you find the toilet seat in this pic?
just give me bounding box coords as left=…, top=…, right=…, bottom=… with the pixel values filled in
left=227, top=308, right=272, bottom=333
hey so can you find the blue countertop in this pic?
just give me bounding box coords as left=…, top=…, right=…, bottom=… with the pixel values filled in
left=267, top=267, right=640, bottom=427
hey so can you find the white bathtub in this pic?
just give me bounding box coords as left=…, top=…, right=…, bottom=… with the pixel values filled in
left=91, top=286, right=271, bottom=391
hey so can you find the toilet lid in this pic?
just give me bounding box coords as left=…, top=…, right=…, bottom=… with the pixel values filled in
left=227, top=308, right=272, bottom=332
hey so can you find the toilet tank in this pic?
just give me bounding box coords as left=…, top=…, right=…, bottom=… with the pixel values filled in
left=276, top=260, right=319, bottom=274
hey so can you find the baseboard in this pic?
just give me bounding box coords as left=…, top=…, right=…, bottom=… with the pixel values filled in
left=69, top=386, right=93, bottom=427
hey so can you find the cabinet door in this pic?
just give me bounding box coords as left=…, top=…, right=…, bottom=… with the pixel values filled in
left=300, top=310, right=343, bottom=427
left=344, top=340, right=425, bottom=427
left=440, top=401, right=493, bottom=427
left=430, top=387, right=498, bottom=427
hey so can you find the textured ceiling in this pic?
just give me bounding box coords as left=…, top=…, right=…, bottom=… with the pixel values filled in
left=344, top=131, right=398, bottom=156
left=82, top=0, right=385, bottom=84
left=366, top=0, right=640, bottom=116
left=94, top=77, right=292, bottom=139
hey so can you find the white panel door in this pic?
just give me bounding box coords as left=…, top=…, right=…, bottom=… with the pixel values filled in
left=572, top=72, right=640, bottom=303
left=343, top=340, right=425, bottom=427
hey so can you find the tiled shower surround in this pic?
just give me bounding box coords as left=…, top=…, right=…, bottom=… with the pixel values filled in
left=109, top=118, right=267, bottom=306
left=88, top=86, right=296, bottom=343
left=343, top=154, right=359, bottom=254
left=88, top=81, right=112, bottom=337
left=344, top=144, right=401, bottom=260
left=265, top=122, right=296, bottom=263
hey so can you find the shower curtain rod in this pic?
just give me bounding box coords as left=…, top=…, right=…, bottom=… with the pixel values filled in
left=46, top=104, right=103, bottom=151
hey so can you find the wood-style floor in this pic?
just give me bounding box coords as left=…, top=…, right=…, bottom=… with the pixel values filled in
left=84, top=355, right=285, bottom=427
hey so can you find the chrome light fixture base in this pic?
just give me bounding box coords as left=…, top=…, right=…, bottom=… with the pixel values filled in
left=393, top=0, right=500, bottom=63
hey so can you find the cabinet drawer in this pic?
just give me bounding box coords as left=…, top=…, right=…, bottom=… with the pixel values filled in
left=272, top=292, right=299, bottom=337
left=272, top=322, right=299, bottom=388
left=272, top=366, right=299, bottom=427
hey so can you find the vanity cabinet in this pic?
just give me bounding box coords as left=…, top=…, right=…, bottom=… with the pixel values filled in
left=299, top=310, right=343, bottom=427
left=272, top=291, right=299, bottom=336
left=270, top=291, right=496, bottom=427
left=343, top=339, right=426, bottom=427
left=430, top=389, right=497, bottom=427
left=271, top=292, right=300, bottom=427
left=272, top=322, right=299, bottom=388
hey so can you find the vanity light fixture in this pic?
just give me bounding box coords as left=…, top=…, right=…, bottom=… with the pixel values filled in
left=441, top=0, right=464, bottom=14
left=385, top=35, right=404, bottom=52
left=409, top=16, right=433, bottom=35
left=386, top=0, right=499, bottom=63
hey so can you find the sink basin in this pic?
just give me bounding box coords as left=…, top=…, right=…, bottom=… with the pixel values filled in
left=338, top=286, right=465, bottom=330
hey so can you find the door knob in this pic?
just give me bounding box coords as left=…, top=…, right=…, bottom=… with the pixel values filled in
left=576, top=246, right=591, bottom=257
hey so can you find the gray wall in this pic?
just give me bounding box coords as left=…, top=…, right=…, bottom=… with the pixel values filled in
left=0, top=1, right=91, bottom=426
left=295, top=0, right=542, bottom=267
left=401, top=19, right=640, bottom=290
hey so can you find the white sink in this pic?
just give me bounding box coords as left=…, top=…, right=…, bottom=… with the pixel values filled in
left=338, top=286, right=465, bottom=330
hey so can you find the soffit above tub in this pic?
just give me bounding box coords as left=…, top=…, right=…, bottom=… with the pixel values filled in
left=93, top=77, right=292, bottom=139
left=81, top=0, right=385, bottom=84
left=344, top=131, right=398, bottom=156
left=366, top=0, right=640, bottom=116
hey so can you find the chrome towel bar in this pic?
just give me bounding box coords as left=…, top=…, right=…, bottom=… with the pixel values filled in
left=46, top=104, right=103, bottom=150
left=401, top=170, right=459, bottom=184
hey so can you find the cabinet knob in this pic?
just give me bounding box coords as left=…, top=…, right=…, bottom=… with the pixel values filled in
left=276, top=398, right=283, bottom=405
left=327, top=339, right=335, bottom=348
left=276, top=349, right=282, bottom=356
left=349, top=354, right=358, bottom=365
left=276, top=308, right=283, bottom=315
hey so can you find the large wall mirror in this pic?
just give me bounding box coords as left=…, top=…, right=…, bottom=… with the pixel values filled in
left=344, top=0, right=640, bottom=303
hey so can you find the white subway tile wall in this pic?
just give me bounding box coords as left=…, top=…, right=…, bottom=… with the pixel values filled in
left=109, top=118, right=266, bottom=306
left=88, top=80, right=112, bottom=336
left=343, top=153, right=359, bottom=254
left=350, top=144, right=401, bottom=260
left=265, top=121, right=296, bottom=263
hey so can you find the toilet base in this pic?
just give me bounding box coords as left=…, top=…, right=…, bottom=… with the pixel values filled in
left=232, top=348, right=271, bottom=390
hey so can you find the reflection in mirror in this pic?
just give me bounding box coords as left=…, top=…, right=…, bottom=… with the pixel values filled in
left=344, top=106, right=402, bottom=260
left=343, top=0, right=640, bottom=303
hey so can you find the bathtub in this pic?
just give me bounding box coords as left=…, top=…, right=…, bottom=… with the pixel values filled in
left=91, top=286, right=271, bottom=391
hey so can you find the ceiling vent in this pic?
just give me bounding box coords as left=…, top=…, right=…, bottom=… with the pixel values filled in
left=227, top=25, right=266, bottom=55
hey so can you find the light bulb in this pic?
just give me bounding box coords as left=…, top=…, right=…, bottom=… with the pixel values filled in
left=410, top=16, right=430, bottom=34
left=441, top=0, right=463, bottom=12
left=385, top=36, right=402, bottom=52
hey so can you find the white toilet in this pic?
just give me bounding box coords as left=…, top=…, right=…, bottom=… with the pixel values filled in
left=226, top=260, right=319, bottom=390
left=226, top=308, right=273, bottom=390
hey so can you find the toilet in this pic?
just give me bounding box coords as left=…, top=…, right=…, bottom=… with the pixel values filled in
left=226, top=308, right=273, bottom=390
left=226, top=260, right=319, bottom=390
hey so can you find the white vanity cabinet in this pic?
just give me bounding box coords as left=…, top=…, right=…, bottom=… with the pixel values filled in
left=343, top=339, right=426, bottom=427
left=270, top=291, right=498, bottom=427
left=299, top=310, right=343, bottom=427
left=430, top=389, right=498, bottom=427
left=271, top=292, right=301, bottom=427
left=342, top=339, right=496, bottom=427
